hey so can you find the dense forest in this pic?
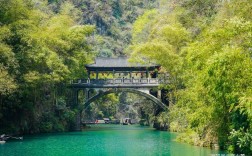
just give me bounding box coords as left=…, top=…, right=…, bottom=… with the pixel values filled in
left=0, top=0, right=251, bottom=154
left=0, top=0, right=158, bottom=134
left=130, top=0, right=252, bottom=154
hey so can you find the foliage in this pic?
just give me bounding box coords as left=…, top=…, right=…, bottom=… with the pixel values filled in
left=129, top=0, right=252, bottom=154
left=88, top=93, right=119, bottom=120
left=48, top=0, right=159, bottom=56
left=0, top=65, right=17, bottom=95
left=1, top=0, right=252, bottom=154
left=229, top=128, right=252, bottom=154
left=0, top=0, right=94, bottom=134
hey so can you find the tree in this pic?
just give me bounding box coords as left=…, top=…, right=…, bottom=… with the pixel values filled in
left=0, top=0, right=95, bottom=134
left=128, top=0, right=252, bottom=154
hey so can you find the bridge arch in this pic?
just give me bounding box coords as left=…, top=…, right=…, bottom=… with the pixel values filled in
left=80, top=88, right=167, bottom=112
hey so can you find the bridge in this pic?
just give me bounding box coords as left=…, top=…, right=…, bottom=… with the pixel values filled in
left=69, top=57, right=169, bottom=130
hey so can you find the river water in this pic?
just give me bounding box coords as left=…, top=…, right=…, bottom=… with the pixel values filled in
left=0, top=125, right=225, bottom=156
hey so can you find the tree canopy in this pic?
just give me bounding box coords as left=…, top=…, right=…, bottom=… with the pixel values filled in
left=0, top=0, right=251, bottom=154
left=129, top=0, right=252, bottom=154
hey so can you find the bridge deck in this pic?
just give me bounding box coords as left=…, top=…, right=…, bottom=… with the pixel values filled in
left=70, top=78, right=167, bottom=88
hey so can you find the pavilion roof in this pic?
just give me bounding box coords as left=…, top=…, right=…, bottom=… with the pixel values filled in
left=85, top=57, right=159, bottom=71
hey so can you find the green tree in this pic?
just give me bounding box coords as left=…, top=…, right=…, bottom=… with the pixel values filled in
left=129, top=0, right=252, bottom=154
left=0, top=0, right=94, bottom=134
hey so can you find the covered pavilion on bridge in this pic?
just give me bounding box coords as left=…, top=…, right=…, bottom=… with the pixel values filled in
left=85, top=57, right=161, bottom=80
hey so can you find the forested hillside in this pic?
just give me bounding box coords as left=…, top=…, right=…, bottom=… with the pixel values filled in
left=130, top=0, right=252, bottom=154
left=0, top=0, right=157, bottom=134
left=0, top=0, right=95, bottom=133
left=0, top=0, right=251, bottom=154
left=49, top=0, right=158, bottom=56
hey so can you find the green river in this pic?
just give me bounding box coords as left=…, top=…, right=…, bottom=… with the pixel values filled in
left=0, top=125, right=225, bottom=156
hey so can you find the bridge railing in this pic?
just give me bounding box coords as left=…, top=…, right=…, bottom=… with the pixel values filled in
left=71, top=78, right=167, bottom=85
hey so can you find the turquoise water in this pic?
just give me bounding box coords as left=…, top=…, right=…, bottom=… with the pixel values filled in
left=0, top=125, right=224, bottom=156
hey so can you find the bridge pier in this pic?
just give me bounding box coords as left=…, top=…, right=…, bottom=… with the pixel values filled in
left=69, top=89, right=81, bottom=131
left=71, top=88, right=96, bottom=131
left=72, top=89, right=79, bottom=108
left=75, top=112, right=81, bottom=131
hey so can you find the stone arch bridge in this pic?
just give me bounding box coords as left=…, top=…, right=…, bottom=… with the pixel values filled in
left=69, top=57, right=169, bottom=130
